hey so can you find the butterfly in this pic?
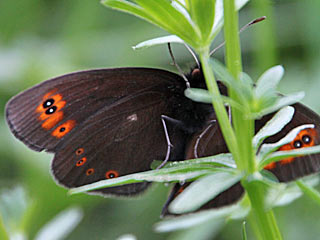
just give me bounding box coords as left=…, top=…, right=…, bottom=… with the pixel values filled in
left=5, top=66, right=320, bottom=215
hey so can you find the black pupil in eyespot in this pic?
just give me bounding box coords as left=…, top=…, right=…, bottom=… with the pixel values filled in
left=109, top=173, right=115, bottom=178
left=43, top=99, right=54, bottom=108
left=45, top=106, right=57, bottom=115
left=59, top=127, right=66, bottom=132
left=293, top=140, right=302, bottom=148
left=302, top=135, right=311, bottom=144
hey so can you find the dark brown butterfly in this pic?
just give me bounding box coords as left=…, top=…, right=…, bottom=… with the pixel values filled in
left=5, top=66, right=320, bottom=215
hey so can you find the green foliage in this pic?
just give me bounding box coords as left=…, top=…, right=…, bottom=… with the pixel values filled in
left=0, top=187, right=83, bottom=240
left=1, top=0, right=320, bottom=239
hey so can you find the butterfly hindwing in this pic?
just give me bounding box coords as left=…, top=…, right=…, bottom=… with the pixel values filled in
left=163, top=102, right=320, bottom=215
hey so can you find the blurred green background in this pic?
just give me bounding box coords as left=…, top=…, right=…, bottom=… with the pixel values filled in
left=1, top=0, right=320, bottom=239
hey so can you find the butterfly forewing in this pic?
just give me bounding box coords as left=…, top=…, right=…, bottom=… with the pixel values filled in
left=6, top=68, right=212, bottom=196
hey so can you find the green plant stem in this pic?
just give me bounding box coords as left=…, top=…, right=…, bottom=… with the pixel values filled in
left=223, top=1, right=282, bottom=239
left=198, top=50, right=238, bottom=160
left=296, top=180, right=320, bottom=205
left=223, top=0, right=255, bottom=173
left=246, top=182, right=282, bottom=240
left=0, top=214, right=9, bottom=240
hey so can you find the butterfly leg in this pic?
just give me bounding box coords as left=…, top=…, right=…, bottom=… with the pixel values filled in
left=193, top=120, right=217, bottom=158
left=157, top=115, right=183, bottom=169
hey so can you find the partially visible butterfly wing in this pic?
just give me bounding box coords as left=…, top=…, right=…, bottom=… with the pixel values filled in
left=6, top=68, right=195, bottom=196
left=162, top=102, right=320, bottom=215
left=162, top=118, right=245, bottom=216
left=161, top=181, right=243, bottom=216
left=262, top=103, right=320, bottom=181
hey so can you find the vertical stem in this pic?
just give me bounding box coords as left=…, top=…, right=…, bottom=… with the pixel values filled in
left=223, top=1, right=282, bottom=240
left=199, top=50, right=239, bottom=159
left=223, top=0, right=255, bottom=173
left=246, top=183, right=283, bottom=240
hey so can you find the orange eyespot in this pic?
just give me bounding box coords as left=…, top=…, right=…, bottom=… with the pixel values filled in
left=265, top=128, right=318, bottom=169
left=76, top=148, right=84, bottom=155
left=105, top=170, right=119, bottom=179
left=36, top=91, right=61, bottom=113
left=41, top=111, right=64, bottom=129
left=86, top=168, right=95, bottom=176
left=76, top=157, right=87, bottom=167
left=36, top=92, right=67, bottom=130
left=51, top=120, right=76, bottom=138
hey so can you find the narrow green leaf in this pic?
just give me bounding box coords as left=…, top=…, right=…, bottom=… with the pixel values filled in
left=133, top=35, right=184, bottom=50
left=229, top=194, right=251, bottom=220
left=259, top=144, right=320, bottom=170
left=69, top=169, right=212, bottom=195
left=185, top=88, right=245, bottom=111
left=70, top=153, right=237, bottom=194
left=102, top=0, right=199, bottom=47
left=258, top=124, right=315, bottom=163
left=211, top=59, right=253, bottom=101
left=296, top=180, right=320, bottom=206
left=266, top=175, right=319, bottom=209
left=239, top=72, right=253, bottom=85
left=134, top=0, right=199, bottom=46
left=184, top=88, right=212, bottom=103
left=163, top=153, right=236, bottom=169
left=255, top=65, right=284, bottom=98
left=251, top=92, right=305, bottom=118
left=154, top=204, right=241, bottom=232
left=101, top=0, right=160, bottom=26
left=189, top=0, right=215, bottom=41
left=168, top=172, right=242, bottom=214
left=252, top=106, right=295, bottom=149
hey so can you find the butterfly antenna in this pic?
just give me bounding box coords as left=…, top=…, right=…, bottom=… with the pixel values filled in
left=184, top=43, right=200, bottom=69
left=209, top=16, right=266, bottom=56
left=167, top=43, right=190, bottom=88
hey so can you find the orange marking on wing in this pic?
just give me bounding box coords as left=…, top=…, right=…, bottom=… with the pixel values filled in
left=278, top=144, right=295, bottom=165
left=76, top=157, right=87, bottom=167
left=86, top=168, right=95, bottom=176
left=300, top=128, right=317, bottom=147
left=54, top=99, right=66, bottom=110
left=265, top=128, right=318, bottom=168
left=51, top=120, right=76, bottom=138
left=42, top=111, right=64, bottom=129
left=38, top=100, right=66, bottom=122
left=36, top=90, right=58, bottom=113
left=76, top=148, right=84, bottom=155
left=264, top=162, right=276, bottom=170
left=105, top=170, right=119, bottom=179
left=43, top=89, right=57, bottom=100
